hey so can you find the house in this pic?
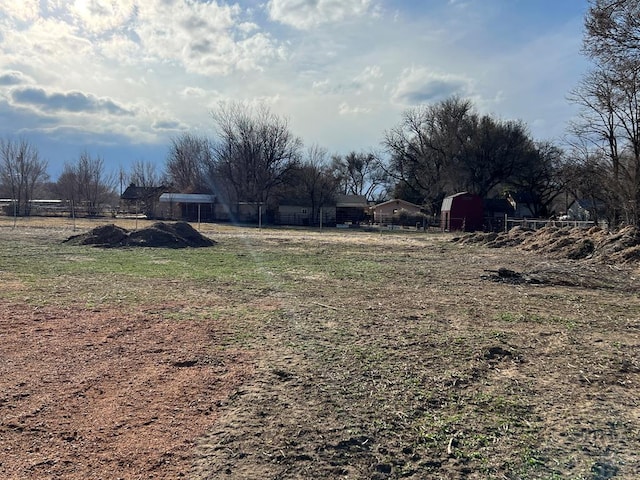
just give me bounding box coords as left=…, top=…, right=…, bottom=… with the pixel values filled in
left=335, top=194, right=369, bottom=225
left=277, top=202, right=337, bottom=226
left=440, top=192, right=484, bottom=232
left=505, top=191, right=537, bottom=218
left=370, top=199, right=423, bottom=225
left=483, top=197, right=515, bottom=232
left=120, top=183, right=169, bottom=218
left=567, top=198, right=606, bottom=221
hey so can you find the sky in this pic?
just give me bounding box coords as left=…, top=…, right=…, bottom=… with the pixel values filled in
left=0, top=0, right=590, bottom=180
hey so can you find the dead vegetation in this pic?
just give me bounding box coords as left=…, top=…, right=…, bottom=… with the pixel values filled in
left=453, top=225, right=640, bottom=264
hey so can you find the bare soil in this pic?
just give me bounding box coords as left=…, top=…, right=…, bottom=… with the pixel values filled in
left=0, top=300, right=250, bottom=479
left=1, top=219, right=639, bottom=479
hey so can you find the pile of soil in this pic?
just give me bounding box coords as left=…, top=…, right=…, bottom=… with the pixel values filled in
left=64, top=222, right=216, bottom=248
left=453, top=225, right=640, bottom=264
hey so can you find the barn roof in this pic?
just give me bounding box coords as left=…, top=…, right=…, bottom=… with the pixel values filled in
left=370, top=198, right=421, bottom=211
left=121, top=184, right=167, bottom=201
left=335, top=194, right=368, bottom=207
left=441, top=192, right=470, bottom=212
left=159, top=193, right=216, bottom=204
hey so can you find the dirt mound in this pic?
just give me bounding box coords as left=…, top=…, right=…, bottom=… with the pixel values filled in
left=454, top=225, right=640, bottom=264
left=64, top=222, right=216, bottom=248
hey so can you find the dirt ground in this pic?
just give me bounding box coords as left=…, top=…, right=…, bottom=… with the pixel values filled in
left=0, top=299, right=251, bottom=479
left=1, top=219, right=639, bottom=479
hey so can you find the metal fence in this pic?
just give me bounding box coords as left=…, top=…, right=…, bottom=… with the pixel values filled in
left=505, top=218, right=598, bottom=231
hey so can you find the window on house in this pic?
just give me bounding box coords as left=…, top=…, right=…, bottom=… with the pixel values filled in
left=301, top=209, right=307, bottom=214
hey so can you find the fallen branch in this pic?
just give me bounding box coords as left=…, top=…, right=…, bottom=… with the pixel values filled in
left=313, top=302, right=339, bottom=311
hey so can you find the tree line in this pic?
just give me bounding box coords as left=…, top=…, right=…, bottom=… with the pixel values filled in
left=1, top=0, right=637, bottom=227
left=0, top=98, right=589, bottom=224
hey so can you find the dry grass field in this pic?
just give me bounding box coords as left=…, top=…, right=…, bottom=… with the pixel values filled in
left=0, top=217, right=639, bottom=479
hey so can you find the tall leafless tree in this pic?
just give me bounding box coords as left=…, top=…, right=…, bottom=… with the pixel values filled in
left=164, top=133, right=213, bottom=193
left=0, top=138, right=49, bottom=216
left=584, top=0, right=640, bottom=66
left=56, top=152, right=116, bottom=216
left=129, top=159, right=161, bottom=188
left=210, top=102, right=302, bottom=213
left=296, top=145, right=339, bottom=224
left=570, top=0, right=640, bottom=225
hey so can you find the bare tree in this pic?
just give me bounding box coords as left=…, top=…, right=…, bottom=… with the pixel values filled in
left=297, top=145, right=339, bottom=224
left=383, top=96, right=537, bottom=213
left=331, top=151, right=388, bottom=202
left=570, top=0, right=640, bottom=225
left=0, top=138, right=49, bottom=216
left=211, top=102, right=302, bottom=213
left=507, top=141, right=567, bottom=217
left=130, top=159, right=161, bottom=188
left=584, top=0, right=640, bottom=66
left=165, top=133, right=212, bottom=193
left=383, top=97, right=477, bottom=212
left=56, top=152, right=116, bottom=216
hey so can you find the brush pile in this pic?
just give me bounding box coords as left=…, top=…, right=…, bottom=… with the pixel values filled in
left=453, top=225, right=640, bottom=264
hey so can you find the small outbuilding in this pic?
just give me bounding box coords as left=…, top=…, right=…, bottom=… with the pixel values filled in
left=120, top=183, right=169, bottom=217
left=335, top=194, right=369, bottom=225
left=440, top=192, right=484, bottom=232
left=158, top=193, right=217, bottom=222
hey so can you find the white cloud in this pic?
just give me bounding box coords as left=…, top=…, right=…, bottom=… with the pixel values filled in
left=0, top=0, right=39, bottom=22
left=68, top=0, right=136, bottom=34
left=267, top=0, right=374, bottom=29
left=353, top=65, right=383, bottom=93
left=152, top=118, right=187, bottom=131
left=131, top=0, right=284, bottom=76
left=180, top=87, right=207, bottom=99
left=338, top=102, right=371, bottom=116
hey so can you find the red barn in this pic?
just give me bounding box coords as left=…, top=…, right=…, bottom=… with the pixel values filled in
left=440, top=192, right=484, bottom=231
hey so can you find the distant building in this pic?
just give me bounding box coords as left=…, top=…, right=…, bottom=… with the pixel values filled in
left=120, top=184, right=170, bottom=218
left=567, top=198, right=606, bottom=222
left=483, top=197, right=515, bottom=232
left=335, top=195, right=369, bottom=225
left=277, top=201, right=337, bottom=226
left=370, top=199, right=423, bottom=224
left=505, top=191, right=538, bottom=218
left=158, top=193, right=217, bottom=222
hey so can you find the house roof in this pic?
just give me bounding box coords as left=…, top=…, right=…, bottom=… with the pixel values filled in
left=570, top=199, right=606, bottom=211
left=159, top=193, right=216, bottom=204
left=121, top=184, right=167, bottom=201
left=370, top=199, right=421, bottom=211
left=484, top=198, right=514, bottom=214
left=441, top=192, right=478, bottom=212
left=335, top=194, right=368, bottom=207
left=507, top=191, right=537, bottom=203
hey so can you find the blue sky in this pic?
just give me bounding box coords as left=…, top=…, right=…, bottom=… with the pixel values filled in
left=0, top=0, right=590, bottom=180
